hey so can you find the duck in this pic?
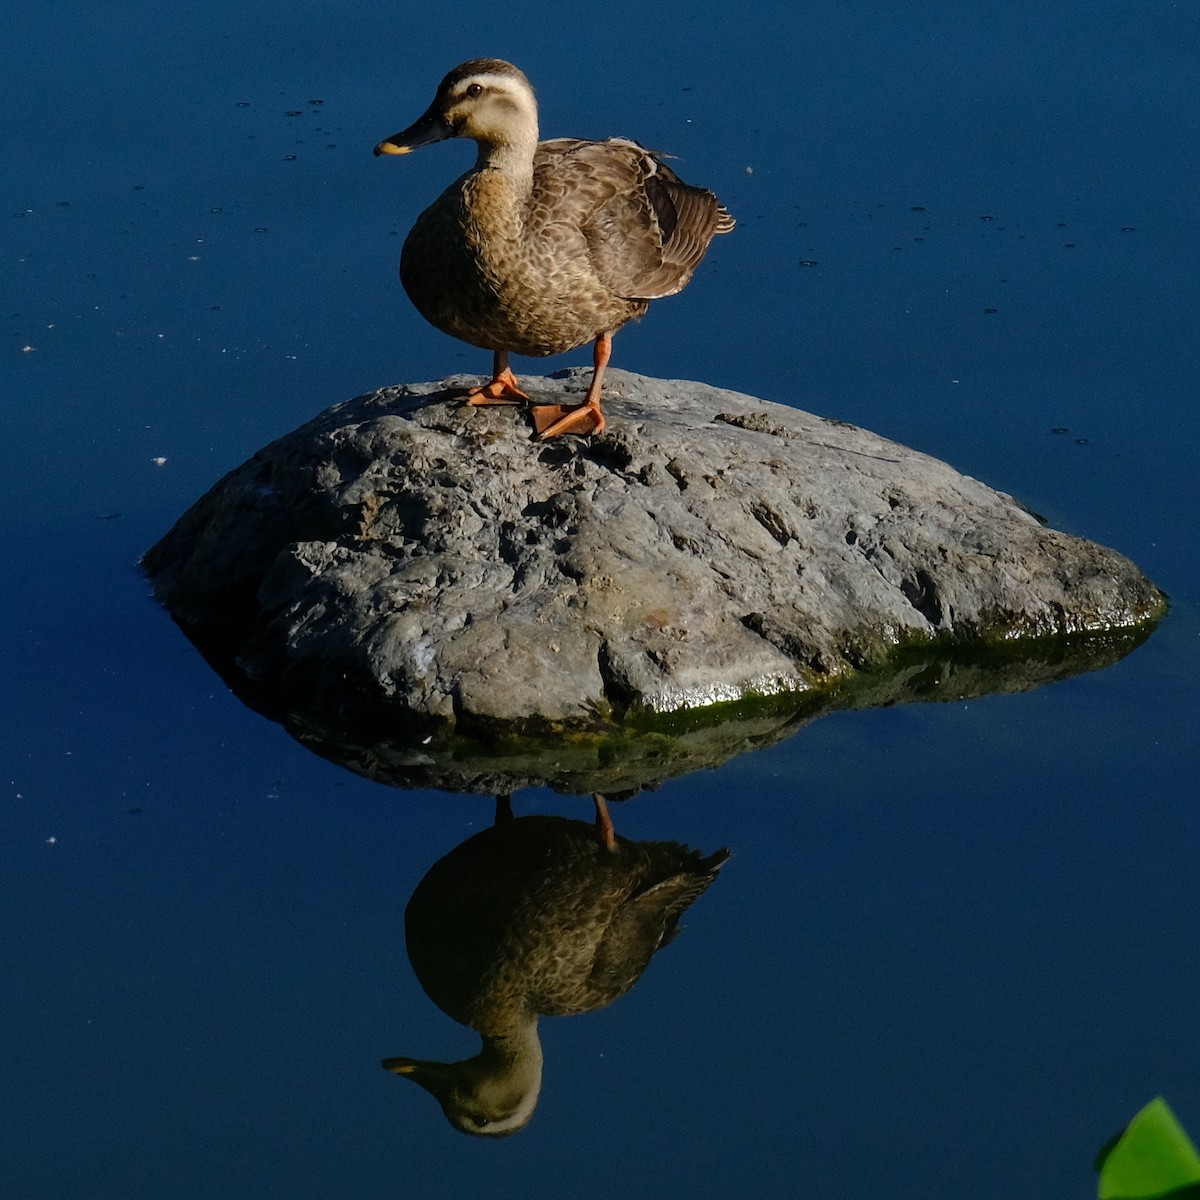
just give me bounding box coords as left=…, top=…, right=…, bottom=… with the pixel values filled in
left=383, top=797, right=730, bottom=1135
left=374, top=58, right=734, bottom=439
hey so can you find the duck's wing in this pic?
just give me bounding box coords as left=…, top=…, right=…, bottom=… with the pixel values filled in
left=533, top=137, right=734, bottom=302
left=586, top=844, right=731, bottom=998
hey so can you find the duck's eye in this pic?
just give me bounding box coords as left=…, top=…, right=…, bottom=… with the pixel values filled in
left=465, top=83, right=483, bottom=98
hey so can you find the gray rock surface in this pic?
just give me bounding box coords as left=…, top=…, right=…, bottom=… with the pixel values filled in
left=143, top=369, right=1164, bottom=740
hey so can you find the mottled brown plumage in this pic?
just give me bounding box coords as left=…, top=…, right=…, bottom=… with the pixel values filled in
left=374, top=58, right=734, bottom=438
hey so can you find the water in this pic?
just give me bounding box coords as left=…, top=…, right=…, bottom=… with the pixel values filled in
left=4, top=1, right=1199, bottom=1196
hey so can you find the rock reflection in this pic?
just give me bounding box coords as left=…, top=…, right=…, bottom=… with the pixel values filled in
left=384, top=795, right=729, bottom=1136
left=274, top=625, right=1157, bottom=798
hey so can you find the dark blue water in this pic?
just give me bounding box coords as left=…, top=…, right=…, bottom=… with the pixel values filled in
left=4, top=2, right=1199, bottom=1196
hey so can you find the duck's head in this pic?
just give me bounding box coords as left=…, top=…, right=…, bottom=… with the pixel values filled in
left=382, top=1034, right=544, bottom=1137
left=374, top=59, right=539, bottom=159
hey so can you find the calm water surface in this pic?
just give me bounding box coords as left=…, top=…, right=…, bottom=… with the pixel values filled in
left=4, top=1, right=1199, bottom=1196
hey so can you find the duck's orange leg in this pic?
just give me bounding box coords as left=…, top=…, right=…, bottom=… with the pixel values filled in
left=532, top=333, right=611, bottom=439
left=593, top=794, right=616, bottom=851
left=467, top=350, right=529, bottom=405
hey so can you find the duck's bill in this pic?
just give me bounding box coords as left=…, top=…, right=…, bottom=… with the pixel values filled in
left=381, top=1056, right=446, bottom=1094
left=374, top=108, right=452, bottom=156
left=381, top=1056, right=422, bottom=1075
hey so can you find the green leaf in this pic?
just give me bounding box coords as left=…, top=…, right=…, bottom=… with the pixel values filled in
left=1098, top=1097, right=1200, bottom=1200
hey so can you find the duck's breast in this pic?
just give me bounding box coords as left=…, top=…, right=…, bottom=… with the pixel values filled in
left=400, top=161, right=648, bottom=357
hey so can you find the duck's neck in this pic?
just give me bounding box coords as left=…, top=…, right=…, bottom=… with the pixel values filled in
left=479, top=1018, right=543, bottom=1074
left=472, top=127, right=538, bottom=189
left=465, top=135, right=537, bottom=239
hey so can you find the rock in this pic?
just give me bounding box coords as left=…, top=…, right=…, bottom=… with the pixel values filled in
left=143, top=369, right=1165, bottom=748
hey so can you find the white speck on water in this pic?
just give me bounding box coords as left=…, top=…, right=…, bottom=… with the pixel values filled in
left=153, top=457, right=168, bottom=466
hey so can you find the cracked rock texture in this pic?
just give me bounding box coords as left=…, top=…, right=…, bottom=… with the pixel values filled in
left=143, top=369, right=1165, bottom=733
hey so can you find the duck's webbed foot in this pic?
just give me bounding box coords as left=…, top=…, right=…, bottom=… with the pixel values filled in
left=531, top=331, right=611, bottom=439
left=466, top=370, right=528, bottom=405
left=532, top=399, right=605, bottom=439
left=463, top=351, right=529, bottom=405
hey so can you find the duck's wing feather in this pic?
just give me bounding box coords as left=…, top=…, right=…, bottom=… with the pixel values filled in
left=533, top=138, right=734, bottom=302
left=585, top=844, right=731, bottom=999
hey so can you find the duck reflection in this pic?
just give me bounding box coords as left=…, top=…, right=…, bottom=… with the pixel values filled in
left=384, top=795, right=729, bottom=1136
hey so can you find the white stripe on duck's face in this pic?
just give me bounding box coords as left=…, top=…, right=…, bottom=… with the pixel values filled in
left=438, top=72, right=539, bottom=149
